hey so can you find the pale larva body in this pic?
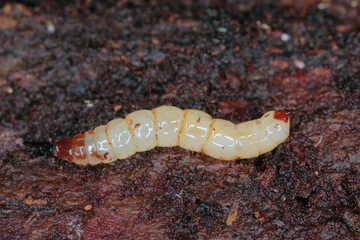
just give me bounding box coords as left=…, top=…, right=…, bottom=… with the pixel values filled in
left=55, top=106, right=290, bottom=165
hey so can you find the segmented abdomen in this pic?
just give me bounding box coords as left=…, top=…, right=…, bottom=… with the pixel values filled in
left=55, top=106, right=290, bottom=165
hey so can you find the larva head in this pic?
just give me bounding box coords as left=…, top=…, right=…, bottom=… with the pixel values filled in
left=260, top=110, right=290, bottom=143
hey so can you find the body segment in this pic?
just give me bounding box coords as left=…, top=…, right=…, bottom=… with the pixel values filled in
left=203, top=119, right=238, bottom=160
left=54, top=106, right=290, bottom=165
left=106, top=118, right=137, bottom=160
left=125, top=110, right=158, bottom=152
left=179, top=109, right=213, bottom=152
left=155, top=106, right=183, bottom=147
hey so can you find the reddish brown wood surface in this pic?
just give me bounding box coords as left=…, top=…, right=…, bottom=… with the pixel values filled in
left=0, top=0, right=359, bottom=239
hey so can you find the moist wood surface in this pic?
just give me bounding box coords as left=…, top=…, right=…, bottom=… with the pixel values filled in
left=0, top=0, right=359, bottom=239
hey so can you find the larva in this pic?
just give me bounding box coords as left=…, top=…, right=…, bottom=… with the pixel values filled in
left=53, top=106, right=290, bottom=165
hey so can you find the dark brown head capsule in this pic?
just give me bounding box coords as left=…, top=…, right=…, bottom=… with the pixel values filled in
left=274, top=110, right=290, bottom=123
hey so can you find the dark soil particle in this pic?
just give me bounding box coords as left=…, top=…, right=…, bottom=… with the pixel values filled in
left=1, top=0, right=359, bottom=239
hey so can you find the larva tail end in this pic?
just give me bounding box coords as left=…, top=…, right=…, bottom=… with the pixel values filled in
left=54, top=137, right=74, bottom=162
left=24, top=141, right=56, bottom=155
